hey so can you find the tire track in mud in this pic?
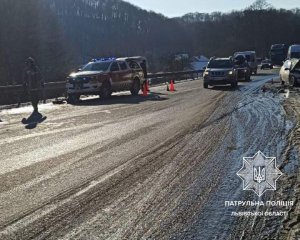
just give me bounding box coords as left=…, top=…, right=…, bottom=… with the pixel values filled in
left=175, top=76, right=293, bottom=240
left=234, top=87, right=300, bottom=240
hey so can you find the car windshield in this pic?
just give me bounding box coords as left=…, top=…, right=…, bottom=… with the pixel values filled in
left=245, top=55, right=251, bottom=61
left=271, top=49, right=284, bottom=55
left=291, top=52, right=300, bottom=58
left=294, top=61, right=300, bottom=71
left=245, top=54, right=255, bottom=62
left=208, top=60, right=233, bottom=68
left=81, top=62, right=111, bottom=71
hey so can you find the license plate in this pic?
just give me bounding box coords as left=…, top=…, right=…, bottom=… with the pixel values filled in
left=74, top=83, right=82, bottom=89
left=212, top=77, right=225, bottom=81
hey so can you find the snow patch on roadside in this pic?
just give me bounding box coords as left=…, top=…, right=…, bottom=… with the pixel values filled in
left=0, top=103, right=59, bottom=115
left=0, top=120, right=8, bottom=125
left=233, top=91, right=289, bottom=164
left=178, top=76, right=293, bottom=239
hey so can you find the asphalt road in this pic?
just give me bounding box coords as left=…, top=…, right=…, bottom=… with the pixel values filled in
left=0, top=71, right=291, bottom=239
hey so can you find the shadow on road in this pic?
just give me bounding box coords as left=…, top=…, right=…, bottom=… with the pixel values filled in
left=21, top=112, right=47, bottom=129
left=209, top=86, right=239, bottom=92
left=255, top=72, right=277, bottom=76
left=73, top=92, right=168, bottom=106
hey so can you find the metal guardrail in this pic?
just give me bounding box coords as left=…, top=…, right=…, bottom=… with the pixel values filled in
left=149, top=69, right=203, bottom=78
left=148, top=70, right=204, bottom=85
left=0, top=70, right=203, bottom=90
left=0, top=70, right=204, bottom=105
left=0, top=81, right=66, bottom=92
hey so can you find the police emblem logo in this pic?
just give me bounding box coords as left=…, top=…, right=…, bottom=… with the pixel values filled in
left=253, top=166, right=266, bottom=183
left=237, top=151, right=283, bottom=197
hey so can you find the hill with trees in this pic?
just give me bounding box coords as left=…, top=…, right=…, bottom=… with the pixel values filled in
left=0, top=0, right=299, bottom=85
left=0, top=0, right=69, bottom=85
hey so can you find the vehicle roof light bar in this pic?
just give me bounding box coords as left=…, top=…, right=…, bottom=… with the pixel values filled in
left=91, top=57, right=116, bottom=62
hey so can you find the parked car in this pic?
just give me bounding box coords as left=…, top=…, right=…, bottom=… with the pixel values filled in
left=66, top=57, right=145, bottom=103
left=118, top=56, right=148, bottom=85
left=279, top=58, right=300, bottom=86
left=287, top=45, right=300, bottom=59
left=269, top=44, right=288, bottom=66
left=234, top=51, right=258, bottom=75
left=256, top=57, right=263, bottom=65
left=261, top=59, right=273, bottom=69
left=203, top=57, right=238, bottom=88
left=234, top=55, right=251, bottom=81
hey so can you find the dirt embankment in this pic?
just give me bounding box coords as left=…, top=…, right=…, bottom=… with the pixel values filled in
left=229, top=81, right=300, bottom=240
left=279, top=88, right=300, bottom=240
left=263, top=81, right=300, bottom=239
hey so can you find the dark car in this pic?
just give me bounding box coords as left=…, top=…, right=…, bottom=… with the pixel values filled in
left=234, top=55, right=251, bottom=81
left=261, top=59, right=273, bottom=69
left=234, top=51, right=258, bottom=75
left=270, top=44, right=289, bottom=66
left=203, top=57, right=238, bottom=88
left=66, top=57, right=145, bottom=103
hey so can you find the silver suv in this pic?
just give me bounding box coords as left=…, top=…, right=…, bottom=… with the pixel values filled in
left=203, top=58, right=238, bottom=88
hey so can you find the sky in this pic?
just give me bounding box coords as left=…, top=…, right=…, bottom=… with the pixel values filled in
left=125, top=0, right=300, bottom=17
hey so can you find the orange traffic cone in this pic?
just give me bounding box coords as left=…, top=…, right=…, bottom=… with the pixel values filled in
left=170, top=80, right=175, bottom=92
left=146, top=80, right=150, bottom=92
left=142, top=83, right=148, bottom=96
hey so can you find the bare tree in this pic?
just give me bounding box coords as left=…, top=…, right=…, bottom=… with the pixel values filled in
left=247, top=0, right=273, bottom=10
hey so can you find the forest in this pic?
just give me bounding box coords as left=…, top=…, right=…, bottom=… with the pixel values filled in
left=0, top=0, right=299, bottom=85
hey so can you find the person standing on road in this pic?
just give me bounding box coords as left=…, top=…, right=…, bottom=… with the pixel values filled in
left=140, top=59, right=149, bottom=91
left=140, top=60, right=148, bottom=79
left=22, top=57, right=44, bottom=114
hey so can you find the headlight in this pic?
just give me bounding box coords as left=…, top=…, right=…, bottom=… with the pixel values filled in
left=68, top=77, right=75, bottom=83
left=203, top=71, right=209, bottom=76
left=244, top=69, right=248, bottom=73
left=228, top=71, right=233, bottom=75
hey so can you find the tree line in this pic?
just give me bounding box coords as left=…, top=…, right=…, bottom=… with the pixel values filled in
left=0, top=0, right=70, bottom=85
left=0, top=0, right=299, bottom=86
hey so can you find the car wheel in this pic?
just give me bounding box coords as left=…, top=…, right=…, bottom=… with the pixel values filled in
left=100, top=81, right=112, bottom=99
left=280, top=75, right=285, bottom=85
left=131, top=78, right=140, bottom=96
left=203, top=82, right=208, bottom=89
left=67, top=94, right=80, bottom=104
left=289, top=76, right=296, bottom=87
left=231, top=82, right=238, bottom=88
left=246, top=75, right=251, bottom=82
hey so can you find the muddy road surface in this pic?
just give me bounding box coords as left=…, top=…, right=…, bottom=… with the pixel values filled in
left=0, top=71, right=296, bottom=239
